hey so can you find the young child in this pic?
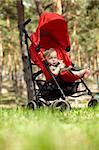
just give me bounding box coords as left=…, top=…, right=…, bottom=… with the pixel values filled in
left=43, top=48, right=91, bottom=79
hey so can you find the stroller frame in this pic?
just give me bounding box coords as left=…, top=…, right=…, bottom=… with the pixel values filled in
left=22, top=19, right=98, bottom=110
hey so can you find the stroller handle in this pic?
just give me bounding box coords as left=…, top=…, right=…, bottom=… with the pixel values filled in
left=23, top=19, right=31, bottom=27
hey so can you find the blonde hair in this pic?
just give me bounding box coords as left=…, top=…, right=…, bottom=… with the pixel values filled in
left=43, top=48, right=55, bottom=58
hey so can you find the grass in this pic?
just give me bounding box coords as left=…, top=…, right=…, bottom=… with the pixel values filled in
left=0, top=107, right=99, bottom=150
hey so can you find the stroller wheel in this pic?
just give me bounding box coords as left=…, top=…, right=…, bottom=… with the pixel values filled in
left=51, top=99, right=71, bottom=111
left=36, top=99, right=46, bottom=108
left=88, top=98, right=98, bottom=108
left=27, top=100, right=37, bottom=110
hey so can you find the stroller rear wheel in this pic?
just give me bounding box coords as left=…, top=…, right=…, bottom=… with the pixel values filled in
left=27, top=100, right=37, bottom=110
left=51, top=99, right=71, bottom=111
left=88, top=98, right=98, bottom=108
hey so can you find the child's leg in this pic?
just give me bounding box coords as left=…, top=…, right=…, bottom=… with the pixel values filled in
left=72, top=69, right=91, bottom=78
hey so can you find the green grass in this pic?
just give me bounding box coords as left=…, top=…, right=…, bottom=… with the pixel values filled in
left=0, top=107, right=99, bottom=150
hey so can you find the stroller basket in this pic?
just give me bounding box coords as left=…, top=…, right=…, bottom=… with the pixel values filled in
left=36, top=80, right=80, bottom=101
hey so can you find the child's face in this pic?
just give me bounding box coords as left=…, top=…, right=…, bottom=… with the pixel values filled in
left=46, top=51, right=58, bottom=66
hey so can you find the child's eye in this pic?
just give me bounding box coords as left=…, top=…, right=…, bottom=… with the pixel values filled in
left=49, top=57, right=52, bottom=59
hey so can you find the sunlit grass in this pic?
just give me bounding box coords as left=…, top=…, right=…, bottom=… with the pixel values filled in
left=0, top=107, right=99, bottom=150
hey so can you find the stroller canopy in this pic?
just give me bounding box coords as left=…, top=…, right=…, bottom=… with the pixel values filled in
left=30, top=12, right=70, bottom=50
left=29, top=12, right=79, bottom=82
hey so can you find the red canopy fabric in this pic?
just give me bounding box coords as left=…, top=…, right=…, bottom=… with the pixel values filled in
left=30, top=12, right=70, bottom=50
left=29, top=12, right=80, bottom=82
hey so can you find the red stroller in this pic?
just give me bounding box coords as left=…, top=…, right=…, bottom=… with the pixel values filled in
left=23, top=12, right=98, bottom=110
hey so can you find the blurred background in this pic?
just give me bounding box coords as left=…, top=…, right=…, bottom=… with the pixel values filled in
left=0, top=0, right=99, bottom=107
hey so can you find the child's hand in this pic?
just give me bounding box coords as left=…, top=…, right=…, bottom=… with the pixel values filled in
left=68, top=65, right=73, bottom=68
left=58, top=60, right=65, bottom=69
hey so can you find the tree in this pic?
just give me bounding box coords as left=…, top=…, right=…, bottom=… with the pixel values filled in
left=0, top=31, right=3, bottom=94
left=34, top=0, right=44, bottom=16
left=53, top=0, right=62, bottom=14
left=16, top=0, right=36, bottom=102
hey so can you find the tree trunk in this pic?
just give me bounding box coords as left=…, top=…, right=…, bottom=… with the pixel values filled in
left=96, top=40, right=99, bottom=89
left=72, top=21, right=81, bottom=67
left=16, top=0, right=36, bottom=102
left=0, top=31, right=3, bottom=94
left=77, top=45, right=81, bottom=67
left=7, top=43, right=13, bottom=80
left=53, top=0, right=62, bottom=14
left=34, top=0, right=44, bottom=16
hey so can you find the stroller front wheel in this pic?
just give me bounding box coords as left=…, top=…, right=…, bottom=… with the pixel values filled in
left=36, top=99, right=46, bottom=108
left=51, top=99, right=71, bottom=111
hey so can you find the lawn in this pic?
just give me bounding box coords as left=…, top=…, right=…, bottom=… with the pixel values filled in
left=0, top=107, right=99, bottom=150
